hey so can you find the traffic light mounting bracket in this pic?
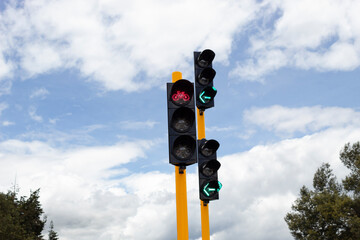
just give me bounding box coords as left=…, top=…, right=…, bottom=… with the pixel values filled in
left=179, top=166, right=186, bottom=174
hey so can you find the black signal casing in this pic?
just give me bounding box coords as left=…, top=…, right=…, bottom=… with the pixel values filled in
left=198, top=138, right=221, bottom=202
left=167, top=80, right=197, bottom=166
left=194, top=51, right=216, bottom=111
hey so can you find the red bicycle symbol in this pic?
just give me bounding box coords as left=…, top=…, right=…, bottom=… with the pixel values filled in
left=172, top=91, right=190, bottom=102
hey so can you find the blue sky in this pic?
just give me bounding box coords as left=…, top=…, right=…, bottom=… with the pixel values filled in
left=0, top=0, right=360, bottom=239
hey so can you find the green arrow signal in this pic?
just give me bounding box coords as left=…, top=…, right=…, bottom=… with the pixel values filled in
left=199, top=91, right=211, bottom=103
left=203, top=181, right=222, bottom=197
left=199, top=87, right=217, bottom=104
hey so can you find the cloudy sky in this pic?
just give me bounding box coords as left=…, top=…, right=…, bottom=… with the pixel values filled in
left=0, top=0, right=360, bottom=239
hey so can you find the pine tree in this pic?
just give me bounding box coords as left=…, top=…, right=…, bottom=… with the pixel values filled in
left=0, top=188, right=47, bottom=240
left=19, top=189, right=46, bottom=240
left=48, top=220, right=59, bottom=240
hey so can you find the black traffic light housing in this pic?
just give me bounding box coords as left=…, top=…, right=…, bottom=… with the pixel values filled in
left=167, top=79, right=197, bottom=166
left=198, top=138, right=221, bottom=202
left=194, top=49, right=217, bottom=111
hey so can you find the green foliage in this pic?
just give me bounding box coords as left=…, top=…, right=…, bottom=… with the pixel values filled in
left=48, top=220, right=59, bottom=240
left=285, top=142, right=360, bottom=240
left=340, top=142, right=360, bottom=239
left=0, top=188, right=47, bottom=240
left=313, top=163, right=341, bottom=192
left=340, top=142, right=360, bottom=196
left=0, top=192, right=28, bottom=240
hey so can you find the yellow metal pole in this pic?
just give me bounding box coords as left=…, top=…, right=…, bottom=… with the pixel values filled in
left=201, top=200, right=210, bottom=240
left=197, top=108, right=205, bottom=139
left=175, top=166, right=189, bottom=240
left=197, top=108, right=210, bottom=240
left=172, top=71, right=189, bottom=240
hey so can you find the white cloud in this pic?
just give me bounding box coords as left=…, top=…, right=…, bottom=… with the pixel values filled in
left=231, top=0, right=360, bottom=80
left=30, top=87, right=50, bottom=99
left=244, top=105, right=360, bottom=134
left=18, top=124, right=107, bottom=146
left=2, top=121, right=14, bottom=126
left=48, top=118, right=58, bottom=125
left=119, top=120, right=158, bottom=130
left=0, top=139, right=155, bottom=240
left=0, top=53, right=13, bottom=80
left=0, top=0, right=261, bottom=92
left=0, top=28, right=13, bottom=81
left=0, top=122, right=360, bottom=239
left=1, top=0, right=359, bottom=87
left=206, top=126, right=236, bottom=132
left=21, top=42, right=62, bottom=77
left=230, top=49, right=288, bottom=81
left=28, top=106, right=43, bottom=122
left=210, top=126, right=360, bottom=240
left=0, top=102, right=8, bottom=115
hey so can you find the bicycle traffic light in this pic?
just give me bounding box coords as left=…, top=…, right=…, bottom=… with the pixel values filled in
left=167, top=79, right=197, bottom=166
left=198, top=139, right=221, bottom=202
left=194, top=49, right=217, bottom=110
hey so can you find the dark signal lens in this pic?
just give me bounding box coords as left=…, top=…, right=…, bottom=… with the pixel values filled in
left=173, top=135, right=196, bottom=160
left=171, top=107, right=194, bottom=133
left=196, top=49, right=215, bottom=68
left=201, top=159, right=221, bottom=177
left=200, top=139, right=220, bottom=157
left=197, top=68, right=216, bottom=86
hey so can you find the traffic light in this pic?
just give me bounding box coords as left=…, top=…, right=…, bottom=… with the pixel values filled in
left=198, top=138, right=222, bottom=202
left=167, top=79, right=197, bottom=166
left=194, top=49, right=217, bottom=110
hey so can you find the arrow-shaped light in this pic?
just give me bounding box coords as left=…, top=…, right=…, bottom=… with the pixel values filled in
left=203, top=181, right=222, bottom=197
left=199, top=87, right=217, bottom=104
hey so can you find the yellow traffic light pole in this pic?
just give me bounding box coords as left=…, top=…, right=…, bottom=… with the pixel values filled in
left=197, top=108, right=210, bottom=240
left=172, top=71, right=189, bottom=240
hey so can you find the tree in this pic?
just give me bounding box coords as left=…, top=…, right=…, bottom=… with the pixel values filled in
left=285, top=142, right=360, bottom=240
left=0, top=191, right=29, bottom=240
left=340, top=142, right=360, bottom=238
left=0, top=188, right=47, bottom=240
left=19, top=189, right=46, bottom=240
left=48, top=220, right=59, bottom=240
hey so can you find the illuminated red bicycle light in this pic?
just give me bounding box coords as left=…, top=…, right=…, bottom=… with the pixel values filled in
left=170, top=79, right=194, bottom=106
left=172, top=91, right=190, bottom=102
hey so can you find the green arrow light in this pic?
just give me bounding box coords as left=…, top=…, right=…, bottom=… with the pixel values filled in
left=217, top=181, right=222, bottom=192
left=199, top=87, right=217, bottom=104
left=199, top=91, right=212, bottom=104
left=203, top=183, right=211, bottom=196
left=203, top=181, right=222, bottom=197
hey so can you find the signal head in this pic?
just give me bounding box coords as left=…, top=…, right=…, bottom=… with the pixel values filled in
left=167, top=79, right=197, bottom=166
left=196, top=49, right=215, bottom=68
